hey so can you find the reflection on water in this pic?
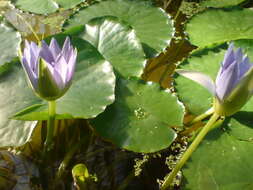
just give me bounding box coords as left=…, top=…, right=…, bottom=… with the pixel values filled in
left=0, top=0, right=71, bottom=42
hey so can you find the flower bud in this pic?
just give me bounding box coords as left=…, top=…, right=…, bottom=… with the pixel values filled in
left=177, top=43, right=253, bottom=116
left=20, top=37, right=77, bottom=100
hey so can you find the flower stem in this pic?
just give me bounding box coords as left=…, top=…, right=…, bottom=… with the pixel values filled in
left=44, top=100, right=56, bottom=152
left=56, top=143, right=80, bottom=180
left=189, top=107, right=214, bottom=124
left=161, top=113, right=220, bottom=190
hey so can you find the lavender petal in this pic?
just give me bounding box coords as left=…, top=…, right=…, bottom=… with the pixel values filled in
left=221, top=43, right=235, bottom=71
left=176, top=69, right=215, bottom=95
left=215, top=61, right=238, bottom=100
left=54, top=53, right=68, bottom=83
left=21, top=57, right=38, bottom=90
left=49, top=38, right=61, bottom=60
left=61, top=37, right=72, bottom=62
left=40, top=41, right=55, bottom=65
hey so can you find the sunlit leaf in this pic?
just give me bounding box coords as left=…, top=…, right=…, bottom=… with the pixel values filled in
left=65, top=0, right=173, bottom=53
left=55, top=0, right=84, bottom=9
left=186, top=9, right=253, bottom=48
left=0, top=63, right=38, bottom=147
left=200, top=0, right=246, bottom=8
left=81, top=17, right=146, bottom=78
left=0, top=23, right=21, bottom=74
left=13, top=0, right=84, bottom=14
left=14, top=0, right=59, bottom=14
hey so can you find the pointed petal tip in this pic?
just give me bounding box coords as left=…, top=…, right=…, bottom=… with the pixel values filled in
left=176, top=69, right=216, bottom=95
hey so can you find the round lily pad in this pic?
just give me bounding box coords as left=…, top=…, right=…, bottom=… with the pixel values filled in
left=92, top=78, right=185, bottom=153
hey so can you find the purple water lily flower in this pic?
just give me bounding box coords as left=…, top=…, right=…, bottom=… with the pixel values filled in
left=177, top=43, right=253, bottom=116
left=21, top=37, right=77, bottom=100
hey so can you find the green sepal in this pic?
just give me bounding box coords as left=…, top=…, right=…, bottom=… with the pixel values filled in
left=214, top=67, right=253, bottom=116
left=37, top=59, right=62, bottom=100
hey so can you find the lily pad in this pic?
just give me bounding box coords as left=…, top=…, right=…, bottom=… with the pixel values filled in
left=80, top=17, right=146, bottom=78
left=0, top=63, right=38, bottom=147
left=200, top=0, right=246, bottom=8
left=186, top=9, right=253, bottom=49
left=12, top=38, right=116, bottom=120
left=92, top=78, right=185, bottom=153
left=65, top=0, right=173, bottom=53
left=183, top=125, right=253, bottom=190
left=14, top=0, right=59, bottom=14
left=13, top=0, right=84, bottom=14
left=0, top=23, right=21, bottom=74
left=55, top=0, right=84, bottom=9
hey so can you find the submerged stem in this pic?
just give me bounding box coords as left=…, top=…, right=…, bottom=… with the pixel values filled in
left=16, top=13, right=41, bottom=42
left=161, top=113, right=220, bottom=190
left=44, top=101, right=56, bottom=152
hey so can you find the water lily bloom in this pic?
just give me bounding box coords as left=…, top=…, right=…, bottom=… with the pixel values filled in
left=21, top=37, right=77, bottom=100
left=177, top=43, right=253, bottom=116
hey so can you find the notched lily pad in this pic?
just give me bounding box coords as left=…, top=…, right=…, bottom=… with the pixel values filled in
left=92, top=77, right=185, bottom=153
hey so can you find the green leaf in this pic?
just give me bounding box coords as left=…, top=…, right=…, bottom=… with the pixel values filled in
left=12, top=38, right=116, bottom=120
left=233, top=39, right=253, bottom=61
left=80, top=17, right=146, bottom=78
left=183, top=126, right=253, bottom=190
left=0, top=23, right=21, bottom=74
left=14, top=0, right=59, bottom=14
left=186, top=9, right=253, bottom=48
left=0, top=63, right=39, bottom=147
left=65, top=0, right=173, bottom=53
left=91, top=78, right=185, bottom=153
left=13, top=0, right=84, bottom=14
left=200, top=0, right=246, bottom=8
left=55, top=0, right=84, bottom=9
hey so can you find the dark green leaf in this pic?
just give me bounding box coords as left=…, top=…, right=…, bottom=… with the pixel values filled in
left=92, top=78, right=185, bottom=153
left=183, top=126, right=253, bottom=190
